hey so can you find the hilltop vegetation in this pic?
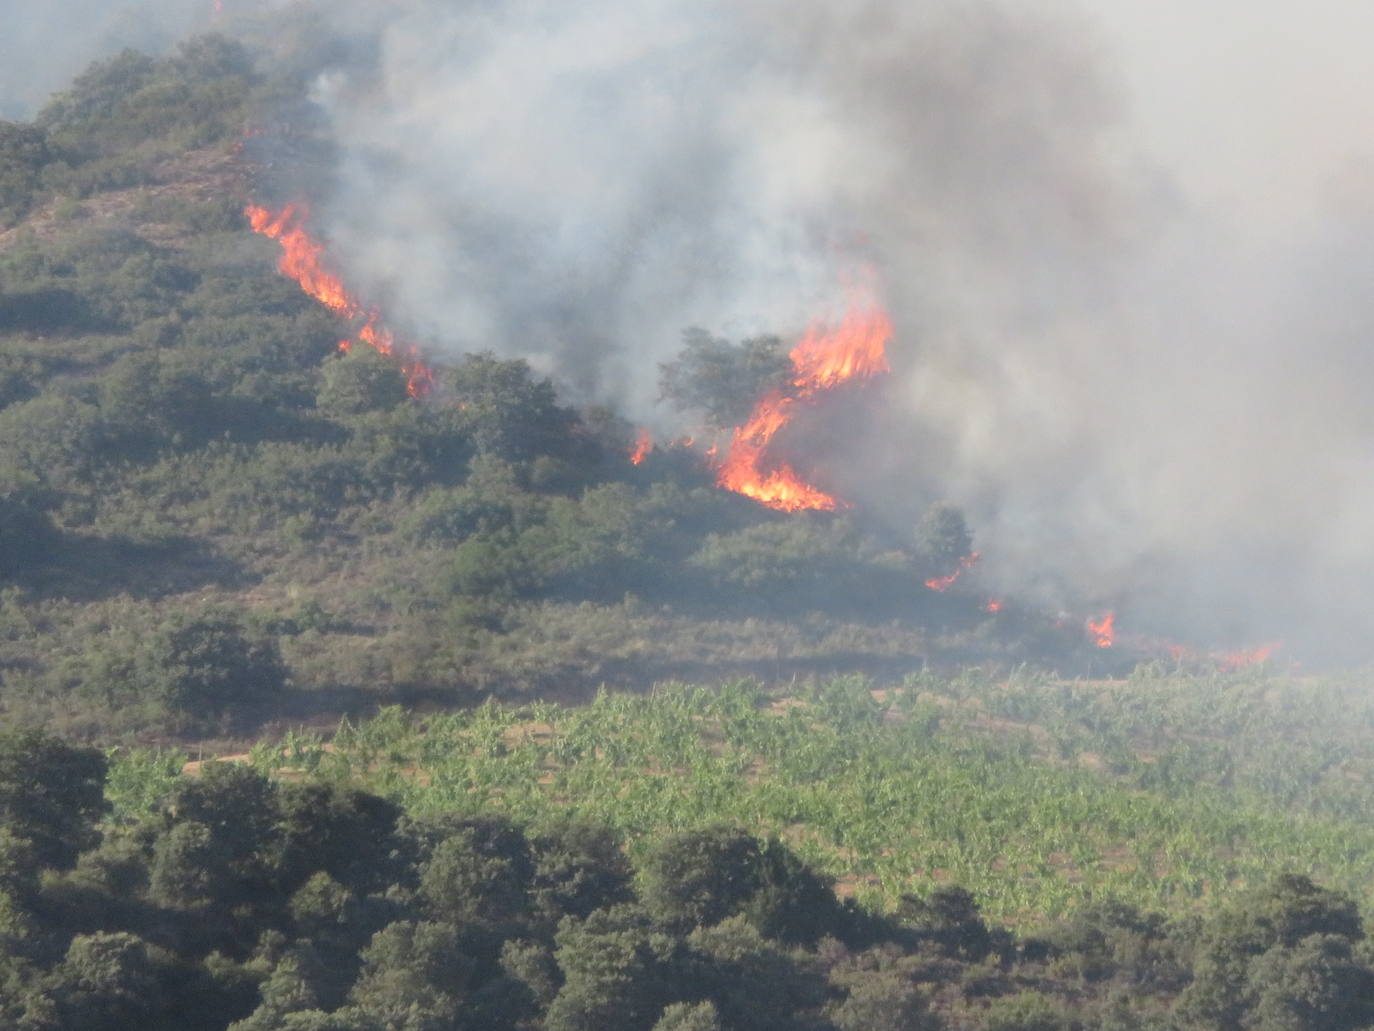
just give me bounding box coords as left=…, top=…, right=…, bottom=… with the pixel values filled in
left=8, top=32, right=1374, bottom=1031
left=0, top=35, right=1097, bottom=744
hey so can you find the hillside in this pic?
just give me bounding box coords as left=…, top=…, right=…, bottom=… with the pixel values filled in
left=0, top=35, right=1121, bottom=746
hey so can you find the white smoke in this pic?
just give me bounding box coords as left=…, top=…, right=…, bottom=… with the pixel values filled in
left=11, top=0, right=1374, bottom=658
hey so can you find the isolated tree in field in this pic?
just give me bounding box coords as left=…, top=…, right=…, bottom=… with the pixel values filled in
left=141, top=609, right=288, bottom=723
left=658, top=329, right=793, bottom=430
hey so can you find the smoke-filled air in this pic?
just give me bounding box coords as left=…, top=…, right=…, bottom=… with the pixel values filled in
left=8, top=0, right=1374, bottom=661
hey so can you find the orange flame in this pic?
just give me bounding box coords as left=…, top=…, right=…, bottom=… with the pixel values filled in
left=1219, top=642, right=1279, bottom=671
left=925, top=552, right=980, bottom=592
left=1087, top=611, right=1116, bottom=648
left=983, top=599, right=1003, bottom=613
left=717, top=306, right=892, bottom=511
left=629, top=429, right=652, bottom=465
left=245, top=203, right=433, bottom=396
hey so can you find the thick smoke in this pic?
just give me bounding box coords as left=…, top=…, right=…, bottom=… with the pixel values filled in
left=12, top=0, right=1374, bottom=659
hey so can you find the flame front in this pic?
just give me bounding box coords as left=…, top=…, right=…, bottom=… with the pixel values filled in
left=245, top=203, right=433, bottom=396
left=925, top=552, right=980, bottom=592
left=1087, top=611, right=1116, bottom=648
left=717, top=306, right=892, bottom=511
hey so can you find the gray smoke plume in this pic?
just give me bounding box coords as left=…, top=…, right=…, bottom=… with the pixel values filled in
left=10, top=0, right=1374, bottom=659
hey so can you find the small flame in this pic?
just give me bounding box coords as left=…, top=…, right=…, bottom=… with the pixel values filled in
left=1087, top=611, right=1116, bottom=648
left=245, top=203, right=433, bottom=396
left=716, top=305, right=892, bottom=512
left=1219, top=642, right=1279, bottom=671
left=983, top=599, right=1003, bottom=613
left=629, top=429, right=652, bottom=465
left=925, top=552, right=980, bottom=592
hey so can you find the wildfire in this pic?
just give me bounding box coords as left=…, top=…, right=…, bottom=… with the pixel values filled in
left=1219, top=642, right=1279, bottom=671
left=984, top=599, right=1003, bottom=613
left=629, top=429, right=652, bottom=465
left=925, top=552, right=980, bottom=592
left=1087, top=611, right=1116, bottom=649
left=244, top=203, right=433, bottom=395
left=716, top=306, right=892, bottom=512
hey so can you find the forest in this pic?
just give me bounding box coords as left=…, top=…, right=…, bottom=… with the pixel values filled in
left=3, top=26, right=1374, bottom=1031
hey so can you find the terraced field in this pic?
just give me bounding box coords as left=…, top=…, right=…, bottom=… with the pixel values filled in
left=118, top=664, right=1374, bottom=923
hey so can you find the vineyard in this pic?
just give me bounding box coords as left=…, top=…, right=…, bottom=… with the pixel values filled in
left=113, top=664, right=1374, bottom=925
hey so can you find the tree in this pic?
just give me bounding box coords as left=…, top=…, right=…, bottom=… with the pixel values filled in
left=273, top=782, right=402, bottom=897
left=140, top=610, right=289, bottom=725
left=346, top=920, right=477, bottom=1031
left=545, top=905, right=680, bottom=1031
left=528, top=817, right=635, bottom=926
left=638, top=826, right=764, bottom=933
left=0, top=121, right=49, bottom=225
left=1246, top=934, right=1374, bottom=1031
left=418, top=817, right=535, bottom=932
left=35, top=932, right=168, bottom=1031
left=0, top=728, right=106, bottom=871
left=151, top=763, right=279, bottom=916
left=316, top=347, right=409, bottom=417
left=448, top=352, right=582, bottom=465
left=658, top=329, right=793, bottom=430
left=914, top=502, right=973, bottom=571
left=1180, top=874, right=1365, bottom=1031
left=828, top=972, right=940, bottom=1031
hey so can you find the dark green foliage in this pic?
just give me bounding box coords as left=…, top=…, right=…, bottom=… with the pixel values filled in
left=346, top=920, right=479, bottom=1030
left=0, top=483, right=56, bottom=577
left=828, top=971, right=940, bottom=1031
left=316, top=348, right=409, bottom=417
left=545, top=905, right=680, bottom=1031
left=140, top=610, right=289, bottom=726
left=528, top=818, right=635, bottom=925
left=1244, top=933, right=1374, bottom=1031
left=683, top=915, right=827, bottom=1031
left=658, top=329, right=793, bottom=430
left=639, top=826, right=765, bottom=933
left=97, top=350, right=215, bottom=453
left=1180, top=874, right=1366, bottom=1031
left=273, top=782, right=402, bottom=897
left=448, top=352, right=584, bottom=465
left=688, top=516, right=926, bottom=614
left=0, top=728, right=106, bottom=871
left=0, top=121, right=49, bottom=225
left=418, top=817, right=536, bottom=932
left=27, top=931, right=170, bottom=1031
left=897, top=886, right=993, bottom=961
left=151, top=763, right=279, bottom=916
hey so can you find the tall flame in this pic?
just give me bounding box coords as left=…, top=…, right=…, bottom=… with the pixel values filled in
left=717, top=306, right=892, bottom=511
left=629, top=429, right=652, bottom=465
left=245, top=203, right=434, bottom=396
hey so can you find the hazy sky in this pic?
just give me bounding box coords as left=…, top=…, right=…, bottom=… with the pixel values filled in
left=6, top=0, right=1373, bottom=234
left=1090, top=0, right=1374, bottom=233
